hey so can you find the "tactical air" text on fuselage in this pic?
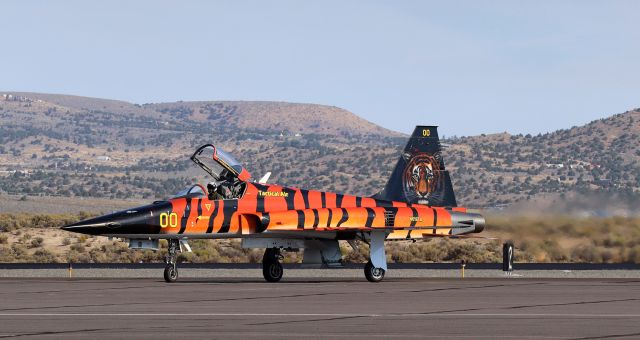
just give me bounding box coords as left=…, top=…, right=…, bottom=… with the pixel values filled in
left=258, top=191, right=289, bottom=198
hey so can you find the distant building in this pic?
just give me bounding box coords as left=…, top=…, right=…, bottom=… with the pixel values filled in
left=545, top=163, right=564, bottom=169
left=96, top=155, right=111, bottom=161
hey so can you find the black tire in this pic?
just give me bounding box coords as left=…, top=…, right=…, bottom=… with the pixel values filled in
left=364, top=260, right=385, bottom=283
left=164, top=265, right=178, bottom=283
left=263, top=260, right=283, bottom=282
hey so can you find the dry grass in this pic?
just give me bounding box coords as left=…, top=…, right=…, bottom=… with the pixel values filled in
left=0, top=213, right=638, bottom=263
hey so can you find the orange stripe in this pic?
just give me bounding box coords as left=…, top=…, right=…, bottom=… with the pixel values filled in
left=341, top=195, right=356, bottom=208
left=435, top=208, right=452, bottom=226
left=392, top=201, right=408, bottom=207
left=325, top=192, right=337, bottom=209
left=360, top=197, right=376, bottom=208
left=264, top=185, right=288, bottom=212
left=293, top=189, right=305, bottom=210
left=227, top=212, right=240, bottom=234
left=238, top=184, right=258, bottom=213
left=316, top=209, right=329, bottom=230
left=307, top=190, right=322, bottom=209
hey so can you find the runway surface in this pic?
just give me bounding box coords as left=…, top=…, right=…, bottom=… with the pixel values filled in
left=1, top=278, right=640, bottom=339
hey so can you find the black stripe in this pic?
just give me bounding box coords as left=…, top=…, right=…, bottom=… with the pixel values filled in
left=336, top=194, right=344, bottom=208
left=327, top=209, right=333, bottom=228
left=432, top=208, right=438, bottom=225
left=219, top=201, right=234, bottom=233
left=336, top=208, right=349, bottom=227
left=383, top=207, right=398, bottom=227
left=283, top=187, right=296, bottom=210
left=374, top=199, right=391, bottom=208
left=364, top=207, right=375, bottom=228
left=296, top=210, right=305, bottom=229
left=410, top=207, right=418, bottom=227
left=312, top=209, right=319, bottom=228
left=257, top=196, right=265, bottom=213
left=178, top=198, right=191, bottom=234
left=257, top=212, right=270, bottom=233
left=256, top=184, right=266, bottom=213
left=320, top=192, right=326, bottom=208
left=355, top=196, right=362, bottom=207
left=302, top=190, right=310, bottom=209
left=208, top=201, right=220, bottom=234
left=432, top=208, right=438, bottom=234
left=194, top=199, right=202, bottom=234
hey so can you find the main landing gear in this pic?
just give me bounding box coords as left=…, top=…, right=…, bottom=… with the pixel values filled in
left=364, top=260, right=385, bottom=282
left=262, top=248, right=284, bottom=282
left=164, top=239, right=179, bottom=283
left=364, top=231, right=387, bottom=283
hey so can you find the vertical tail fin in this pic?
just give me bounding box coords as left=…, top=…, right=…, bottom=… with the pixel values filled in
left=374, top=126, right=457, bottom=207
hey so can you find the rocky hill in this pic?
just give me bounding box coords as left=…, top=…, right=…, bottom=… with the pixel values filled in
left=0, top=92, right=638, bottom=211
left=447, top=109, right=640, bottom=210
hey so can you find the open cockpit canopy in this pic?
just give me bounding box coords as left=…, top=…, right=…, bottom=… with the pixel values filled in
left=190, top=144, right=251, bottom=182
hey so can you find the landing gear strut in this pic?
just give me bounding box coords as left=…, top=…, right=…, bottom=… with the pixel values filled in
left=365, top=231, right=387, bottom=283
left=262, top=248, right=283, bottom=282
left=164, top=239, right=179, bottom=283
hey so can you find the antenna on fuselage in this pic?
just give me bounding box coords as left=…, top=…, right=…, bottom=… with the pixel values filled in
left=258, top=172, right=272, bottom=184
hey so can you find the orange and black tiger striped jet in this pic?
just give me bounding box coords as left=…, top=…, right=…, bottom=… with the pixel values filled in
left=63, top=126, right=485, bottom=282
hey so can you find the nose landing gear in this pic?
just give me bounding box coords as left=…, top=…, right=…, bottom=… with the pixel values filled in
left=164, top=239, right=180, bottom=283
left=262, top=248, right=284, bottom=282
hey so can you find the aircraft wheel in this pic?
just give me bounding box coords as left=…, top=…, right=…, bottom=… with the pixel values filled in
left=364, top=260, right=385, bottom=283
left=263, top=260, right=283, bottom=282
left=164, top=264, right=178, bottom=283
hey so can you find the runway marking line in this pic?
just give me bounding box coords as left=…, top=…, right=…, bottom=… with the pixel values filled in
left=1, top=313, right=640, bottom=318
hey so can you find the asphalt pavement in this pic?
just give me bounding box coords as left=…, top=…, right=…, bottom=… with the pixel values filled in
left=1, top=277, right=640, bottom=339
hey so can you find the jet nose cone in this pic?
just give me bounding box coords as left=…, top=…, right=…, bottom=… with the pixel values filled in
left=60, top=216, right=121, bottom=235
left=60, top=225, right=74, bottom=232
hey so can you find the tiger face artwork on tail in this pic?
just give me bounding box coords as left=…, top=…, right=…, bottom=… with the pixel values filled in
left=402, top=152, right=442, bottom=205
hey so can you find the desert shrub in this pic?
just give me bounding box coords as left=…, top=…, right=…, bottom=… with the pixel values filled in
left=0, top=234, right=8, bottom=244
left=0, top=245, right=13, bottom=261
left=66, top=250, right=90, bottom=263
left=33, top=249, right=57, bottom=263
left=30, top=237, right=44, bottom=248
left=571, top=244, right=601, bottom=262
left=70, top=243, right=85, bottom=253
left=625, top=245, right=640, bottom=263
left=11, top=244, right=28, bottom=260
left=0, top=212, right=93, bottom=231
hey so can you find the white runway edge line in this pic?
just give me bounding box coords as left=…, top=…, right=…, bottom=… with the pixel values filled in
left=2, top=313, right=640, bottom=318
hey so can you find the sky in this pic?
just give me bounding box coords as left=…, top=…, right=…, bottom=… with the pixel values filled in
left=1, top=1, right=639, bottom=136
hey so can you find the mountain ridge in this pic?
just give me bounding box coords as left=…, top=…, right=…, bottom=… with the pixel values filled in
left=1, top=91, right=638, bottom=210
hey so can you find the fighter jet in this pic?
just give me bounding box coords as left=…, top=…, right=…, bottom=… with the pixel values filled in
left=62, top=126, right=485, bottom=283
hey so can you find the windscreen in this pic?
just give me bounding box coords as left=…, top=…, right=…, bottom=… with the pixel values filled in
left=172, top=184, right=206, bottom=198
